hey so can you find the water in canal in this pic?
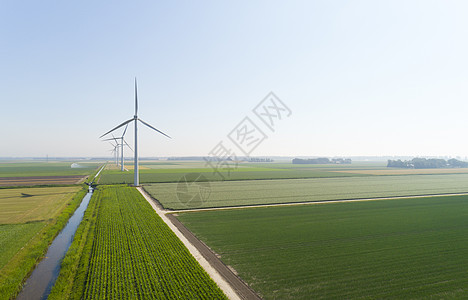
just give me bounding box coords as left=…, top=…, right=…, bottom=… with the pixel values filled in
left=16, top=187, right=94, bottom=300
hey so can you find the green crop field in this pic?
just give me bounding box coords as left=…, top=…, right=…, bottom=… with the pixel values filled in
left=99, top=160, right=468, bottom=185
left=50, top=185, right=227, bottom=299
left=99, top=166, right=362, bottom=184
left=0, top=161, right=100, bottom=178
left=178, top=195, right=468, bottom=299
left=0, top=186, right=81, bottom=223
left=145, top=173, right=468, bottom=209
left=0, top=186, right=87, bottom=300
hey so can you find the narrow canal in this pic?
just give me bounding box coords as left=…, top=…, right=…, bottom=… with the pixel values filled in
left=16, top=186, right=94, bottom=300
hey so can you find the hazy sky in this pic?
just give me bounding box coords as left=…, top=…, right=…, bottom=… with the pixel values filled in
left=1, top=1, right=468, bottom=158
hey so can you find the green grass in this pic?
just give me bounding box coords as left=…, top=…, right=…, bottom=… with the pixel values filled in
left=145, top=173, right=468, bottom=210
left=0, top=222, right=45, bottom=269
left=0, top=186, right=81, bottom=223
left=0, top=162, right=100, bottom=178
left=50, top=186, right=227, bottom=299
left=49, top=185, right=101, bottom=300
left=0, top=186, right=88, bottom=300
left=177, top=195, right=468, bottom=299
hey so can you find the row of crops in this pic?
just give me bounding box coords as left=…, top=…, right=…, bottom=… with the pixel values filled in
left=178, top=195, right=468, bottom=299
left=52, top=185, right=227, bottom=299
left=146, top=173, right=468, bottom=210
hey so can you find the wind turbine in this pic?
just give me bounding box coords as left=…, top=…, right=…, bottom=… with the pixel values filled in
left=108, top=141, right=119, bottom=167
left=102, top=125, right=133, bottom=171
left=100, top=78, right=171, bottom=186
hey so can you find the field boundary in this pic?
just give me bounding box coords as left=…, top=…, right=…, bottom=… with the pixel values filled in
left=137, top=187, right=251, bottom=300
left=0, top=175, right=87, bottom=187
left=166, top=191, right=468, bottom=214
left=166, top=214, right=262, bottom=300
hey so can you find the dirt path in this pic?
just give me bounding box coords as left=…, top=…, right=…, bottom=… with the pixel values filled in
left=137, top=187, right=260, bottom=300
left=167, top=191, right=468, bottom=214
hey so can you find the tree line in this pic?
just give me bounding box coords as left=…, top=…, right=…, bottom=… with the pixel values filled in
left=387, top=158, right=468, bottom=169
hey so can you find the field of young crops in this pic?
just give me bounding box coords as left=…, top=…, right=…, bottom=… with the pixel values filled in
left=178, top=195, right=468, bottom=299
left=53, top=185, right=227, bottom=299
left=0, top=162, right=100, bottom=178
left=98, top=161, right=364, bottom=184
left=146, top=173, right=468, bottom=209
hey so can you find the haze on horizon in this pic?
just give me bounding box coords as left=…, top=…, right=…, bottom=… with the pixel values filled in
left=1, top=1, right=468, bottom=158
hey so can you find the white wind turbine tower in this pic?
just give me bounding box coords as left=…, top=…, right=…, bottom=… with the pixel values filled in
left=102, top=125, right=133, bottom=171
left=100, top=78, right=171, bottom=186
left=108, top=142, right=119, bottom=166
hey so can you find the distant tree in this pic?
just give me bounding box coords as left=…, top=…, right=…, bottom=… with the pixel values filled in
left=387, top=158, right=468, bottom=169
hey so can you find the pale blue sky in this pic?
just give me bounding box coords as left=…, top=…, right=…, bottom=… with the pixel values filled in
left=1, top=1, right=468, bottom=157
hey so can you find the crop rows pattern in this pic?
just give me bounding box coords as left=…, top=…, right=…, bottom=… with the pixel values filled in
left=178, top=195, right=468, bottom=299
left=148, top=174, right=468, bottom=209
left=82, top=186, right=226, bottom=299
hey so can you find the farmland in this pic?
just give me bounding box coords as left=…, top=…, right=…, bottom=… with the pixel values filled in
left=98, top=161, right=366, bottom=184
left=0, top=161, right=101, bottom=187
left=177, top=195, right=468, bottom=299
left=98, top=160, right=468, bottom=185
left=6, top=159, right=468, bottom=299
left=0, top=186, right=81, bottom=223
left=50, top=185, right=227, bottom=299
left=145, top=173, right=468, bottom=210
left=0, top=175, right=88, bottom=187
left=0, top=161, right=100, bottom=178
left=0, top=186, right=87, bottom=300
left=0, top=222, right=45, bottom=269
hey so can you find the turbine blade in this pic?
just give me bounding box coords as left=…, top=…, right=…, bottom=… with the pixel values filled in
left=124, top=140, right=134, bottom=152
left=134, top=77, right=138, bottom=116
left=138, top=118, right=171, bottom=139
left=102, top=137, right=120, bottom=142
left=122, top=123, right=129, bottom=136
left=100, top=118, right=134, bottom=138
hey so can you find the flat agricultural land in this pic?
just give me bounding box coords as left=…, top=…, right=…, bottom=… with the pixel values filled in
left=0, top=186, right=81, bottom=224
left=98, top=161, right=365, bottom=184
left=49, top=186, right=227, bottom=300
left=0, top=222, right=45, bottom=269
left=177, top=195, right=468, bottom=299
left=335, top=167, right=468, bottom=175
left=0, top=162, right=100, bottom=178
left=0, top=175, right=87, bottom=187
left=145, top=173, right=468, bottom=210
left=99, top=160, right=468, bottom=184
left=0, top=186, right=80, bottom=271
left=0, top=161, right=101, bottom=187
left=0, top=186, right=85, bottom=299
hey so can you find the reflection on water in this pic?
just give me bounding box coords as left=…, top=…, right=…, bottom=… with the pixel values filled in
left=16, top=187, right=94, bottom=300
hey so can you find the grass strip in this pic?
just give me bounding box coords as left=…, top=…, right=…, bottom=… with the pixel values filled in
left=0, top=186, right=88, bottom=300
left=48, top=188, right=100, bottom=299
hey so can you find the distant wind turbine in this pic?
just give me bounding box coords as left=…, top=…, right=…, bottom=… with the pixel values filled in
left=108, top=141, right=120, bottom=166
left=100, top=78, right=171, bottom=186
left=102, top=124, right=133, bottom=171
